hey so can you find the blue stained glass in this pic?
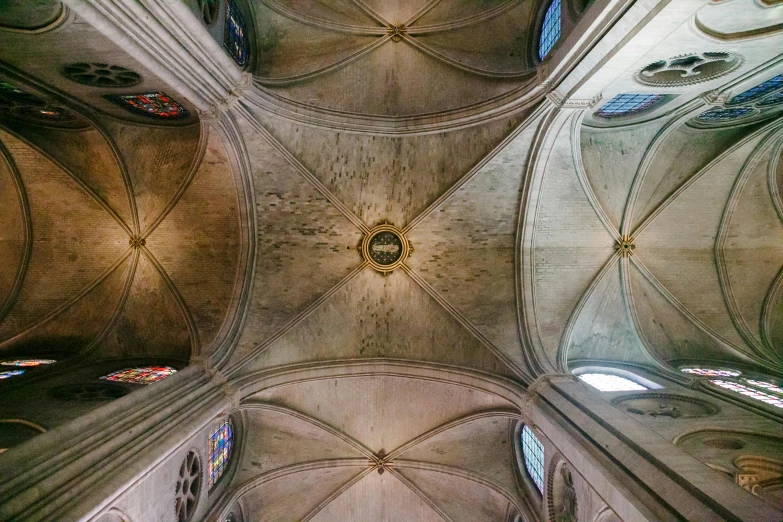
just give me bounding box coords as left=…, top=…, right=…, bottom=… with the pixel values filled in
left=224, top=0, right=249, bottom=68
left=758, top=90, right=783, bottom=107
left=596, top=94, right=664, bottom=118
left=521, top=425, right=545, bottom=494
left=695, top=107, right=755, bottom=122
left=538, top=0, right=561, bottom=60
left=0, top=370, right=24, bottom=380
left=727, top=74, right=783, bottom=106
left=208, top=420, right=234, bottom=488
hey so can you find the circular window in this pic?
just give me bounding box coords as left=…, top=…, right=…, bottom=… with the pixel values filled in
left=48, top=383, right=128, bottom=402
left=635, top=52, right=742, bottom=87
left=62, top=63, right=141, bottom=88
left=175, top=450, right=202, bottom=521
left=199, top=0, right=219, bottom=25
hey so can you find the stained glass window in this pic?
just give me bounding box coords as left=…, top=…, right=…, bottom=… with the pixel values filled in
left=695, top=107, right=755, bottom=122
left=578, top=373, right=647, bottom=392
left=711, top=380, right=783, bottom=409
left=758, top=90, right=783, bottom=107
left=208, top=419, right=234, bottom=488
left=538, top=0, right=561, bottom=60
left=745, top=380, right=783, bottom=396
left=727, top=74, right=783, bottom=106
left=100, top=366, right=176, bottom=384
left=106, top=92, right=189, bottom=119
left=0, top=82, right=46, bottom=107
left=596, top=94, right=664, bottom=118
left=521, top=425, right=545, bottom=494
left=1, top=359, right=56, bottom=367
left=224, top=0, right=249, bottom=68
left=0, top=370, right=24, bottom=380
left=681, top=368, right=740, bottom=377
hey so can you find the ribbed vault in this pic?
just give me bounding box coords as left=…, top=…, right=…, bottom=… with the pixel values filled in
left=523, top=110, right=783, bottom=375
left=0, top=112, right=245, bottom=364
left=249, top=0, right=538, bottom=129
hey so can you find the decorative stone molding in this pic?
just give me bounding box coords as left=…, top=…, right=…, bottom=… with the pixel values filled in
left=635, top=52, right=743, bottom=87
left=528, top=374, right=579, bottom=396
left=612, top=393, right=720, bottom=419
left=360, top=223, right=410, bottom=274
left=548, top=457, right=578, bottom=522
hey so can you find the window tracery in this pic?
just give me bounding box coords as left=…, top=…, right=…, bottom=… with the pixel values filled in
left=100, top=366, right=176, bottom=384
left=62, top=62, right=141, bottom=88
left=727, top=74, right=783, bottom=106
left=596, top=93, right=665, bottom=118
left=680, top=368, right=783, bottom=409
left=521, top=425, right=545, bottom=494
left=695, top=107, right=756, bottom=123
left=694, top=74, right=783, bottom=125
left=105, top=92, right=189, bottom=119
left=538, top=0, right=561, bottom=60
left=208, top=419, right=234, bottom=488
left=577, top=373, right=647, bottom=392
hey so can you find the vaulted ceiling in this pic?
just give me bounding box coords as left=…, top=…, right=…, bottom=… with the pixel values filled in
left=1, top=0, right=783, bottom=520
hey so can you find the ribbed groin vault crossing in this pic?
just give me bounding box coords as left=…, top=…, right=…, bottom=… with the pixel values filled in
left=0, top=0, right=782, bottom=521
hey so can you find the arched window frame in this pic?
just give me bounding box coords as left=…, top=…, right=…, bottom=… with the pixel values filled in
left=572, top=366, right=663, bottom=392
left=208, top=417, right=235, bottom=490
left=537, top=0, right=562, bottom=60
left=680, top=368, right=783, bottom=410
left=594, top=93, right=667, bottom=119
left=515, top=423, right=546, bottom=498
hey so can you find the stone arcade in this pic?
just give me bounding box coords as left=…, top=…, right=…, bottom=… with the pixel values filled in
left=0, top=0, right=782, bottom=521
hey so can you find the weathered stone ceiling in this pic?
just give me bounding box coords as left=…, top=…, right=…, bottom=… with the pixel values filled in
left=222, top=72, right=543, bottom=520
left=0, top=114, right=243, bottom=363
left=251, top=0, right=536, bottom=124
left=525, top=111, right=783, bottom=374
left=233, top=377, right=522, bottom=521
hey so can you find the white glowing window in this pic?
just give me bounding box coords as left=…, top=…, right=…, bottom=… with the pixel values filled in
left=578, top=373, right=647, bottom=392
left=711, top=380, right=783, bottom=409
left=744, top=380, right=783, bottom=396
left=521, top=426, right=545, bottom=494
left=681, top=368, right=740, bottom=377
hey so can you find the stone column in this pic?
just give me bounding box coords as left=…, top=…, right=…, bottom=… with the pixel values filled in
left=61, top=0, right=250, bottom=112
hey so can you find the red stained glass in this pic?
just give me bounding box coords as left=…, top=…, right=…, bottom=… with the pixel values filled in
left=106, top=92, right=189, bottom=119
left=100, top=366, right=176, bottom=384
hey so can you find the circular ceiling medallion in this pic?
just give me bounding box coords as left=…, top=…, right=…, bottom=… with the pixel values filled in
left=361, top=224, right=409, bottom=273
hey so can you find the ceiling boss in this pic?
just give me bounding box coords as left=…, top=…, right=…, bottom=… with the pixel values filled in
left=361, top=223, right=410, bottom=274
